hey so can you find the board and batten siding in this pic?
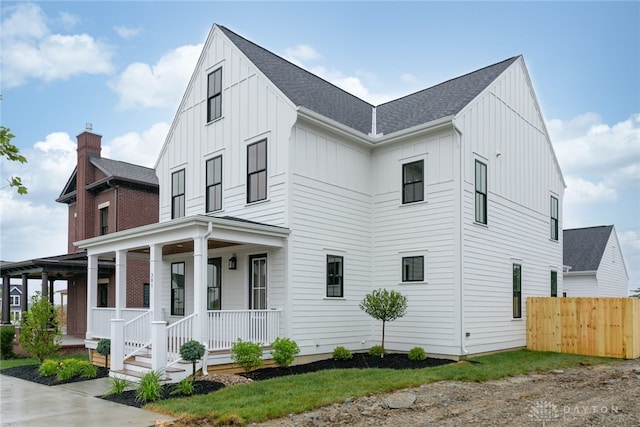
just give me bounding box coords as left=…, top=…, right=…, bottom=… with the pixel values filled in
left=595, top=232, right=630, bottom=296
left=372, top=130, right=459, bottom=355
left=456, top=58, right=564, bottom=354
left=156, top=29, right=297, bottom=227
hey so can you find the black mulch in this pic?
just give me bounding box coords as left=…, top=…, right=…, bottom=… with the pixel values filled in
left=0, top=364, right=109, bottom=386
left=101, top=380, right=225, bottom=408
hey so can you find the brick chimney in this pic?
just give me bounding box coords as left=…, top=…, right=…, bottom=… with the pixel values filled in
left=73, top=123, right=102, bottom=248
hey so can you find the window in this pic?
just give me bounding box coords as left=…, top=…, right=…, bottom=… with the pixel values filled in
left=475, top=160, right=487, bottom=224
left=10, top=295, right=19, bottom=306
left=402, top=256, right=424, bottom=282
left=247, top=139, right=267, bottom=203
left=207, top=258, right=222, bottom=310
left=250, top=255, right=267, bottom=309
left=402, top=160, right=424, bottom=204
left=550, top=196, right=559, bottom=240
left=100, top=207, right=108, bottom=235
left=207, top=68, right=222, bottom=122
left=172, top=169, right=185, bottom=219
left=98, top=283, right=108, bottom=308
left=206, top=156, right=222, bottom=212
left=143, top=283, right=150, bottom=308
left=171, top=262, right=185, bottom=316
left=513, top=264, right=522, bottom=319
left=326, top=255, right=344, bottom=297
left=550, top=271, right=558, bottom=297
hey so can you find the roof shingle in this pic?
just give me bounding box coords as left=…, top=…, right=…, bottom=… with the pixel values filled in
left=563, top=225, right=613, bottom=272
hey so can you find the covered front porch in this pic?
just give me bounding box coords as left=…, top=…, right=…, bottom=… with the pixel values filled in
left=77, top=215, right=290, bottom=381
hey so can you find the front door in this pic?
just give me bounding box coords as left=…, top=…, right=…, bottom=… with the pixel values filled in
left=249, top=254, right=267, bottom=309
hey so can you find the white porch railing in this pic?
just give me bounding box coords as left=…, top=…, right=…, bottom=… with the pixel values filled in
left=90, top=308, right=149, bottom=338
left=123, top=310, right=152, bottom=359
left=166, top=313, right=197, bottom=366
left=207, top=309, right=281, bottom=351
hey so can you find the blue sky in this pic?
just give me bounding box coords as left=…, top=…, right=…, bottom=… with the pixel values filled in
left=1, top=1, right=639, bottom=294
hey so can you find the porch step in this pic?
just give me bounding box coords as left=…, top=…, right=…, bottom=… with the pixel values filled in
left=125, top=359, right=186, bottom=373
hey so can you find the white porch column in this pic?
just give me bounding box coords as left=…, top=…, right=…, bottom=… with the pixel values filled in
left=110, top=319, right=124, bottom=371
left=115, top=250, right=127, bottom=318
left=149, top=244, right=163, bottom=322
left=86, top=254, right=98, bottom=339
left=193, top=235, right=207, bottom=346
left=151, top=320, right=167, bottom=372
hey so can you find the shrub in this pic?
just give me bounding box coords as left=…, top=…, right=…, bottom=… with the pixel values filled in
left=105, top=377, right=131, bottom=396
left=0, top=325, right=15, bottom=359
left=80, top=362, right=98, bottom=379
left=38, top=358, right=98, bottom=381
left=171, top=378, right=195, bottom=396
left=270, top=337, right=300, bottom=368
left=19, top=292, right=62, bottom=363
left=96, top=338, right=111, bottom=367
left=359, top=289, right=407, bottom=357
left=180, top=340, right=206, bottom=383
left=230, top=339, right=264, bottom=372
left=136, top=370, right=163, bottom=403
left=332, top=346, right=353, bottom=361
left=38, top=359, right=59, bottom=377
left=408, top=347, right=427, bottom=361
left=368, top=345, right=387, bottom=357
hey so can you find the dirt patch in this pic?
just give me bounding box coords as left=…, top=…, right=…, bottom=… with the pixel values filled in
left=253, top=359, right=640, bottom=427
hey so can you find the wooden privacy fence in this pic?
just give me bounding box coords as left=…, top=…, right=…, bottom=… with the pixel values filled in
left=527, top=297, right=640, bottom=359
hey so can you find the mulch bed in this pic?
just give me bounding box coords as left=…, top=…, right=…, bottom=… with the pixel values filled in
left=0, top=364, right=109, bottom=386
left=101, top=380, right=225, bottom=408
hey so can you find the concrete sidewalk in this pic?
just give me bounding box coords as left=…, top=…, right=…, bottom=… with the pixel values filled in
left=0, top=375, right=174, bottom=426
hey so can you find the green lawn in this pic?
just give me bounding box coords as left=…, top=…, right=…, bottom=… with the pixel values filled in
left=0, top=354, right=89, bottom=370
left=149, top=350, right=617, bottom=425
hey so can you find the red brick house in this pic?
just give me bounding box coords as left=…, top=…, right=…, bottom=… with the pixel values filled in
left=0, top=126, right=159, bottom=336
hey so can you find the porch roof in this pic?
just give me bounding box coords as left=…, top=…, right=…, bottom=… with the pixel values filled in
left=75, top=215, right=290, bottom=255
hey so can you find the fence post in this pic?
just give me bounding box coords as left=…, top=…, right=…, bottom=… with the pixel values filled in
left=110, top=319, right=124, bottom=371
left=151, top=320, right=167, bottom=372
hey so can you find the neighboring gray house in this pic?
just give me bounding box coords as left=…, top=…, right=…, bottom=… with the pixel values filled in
left=563, top=225, right=629, bottom=296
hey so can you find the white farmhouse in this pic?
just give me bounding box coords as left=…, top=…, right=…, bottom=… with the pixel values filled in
left=563, top=225, right=629, bottom=296
left=77, top=25, right=565, bottom=380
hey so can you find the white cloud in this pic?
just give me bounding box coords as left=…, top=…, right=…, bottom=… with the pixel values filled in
left=563, top=176, right=617, bottom=206
left=284, top=44, right=321, bottom=63
left=57, top=12, right=79, bottom=29
left=109, top=44, right=202, bottom=109
left=0, top=3, right=114, bottom=88
left=103, top=122, right=169, bottom=167
left=114, top=25, right=142, bottom=39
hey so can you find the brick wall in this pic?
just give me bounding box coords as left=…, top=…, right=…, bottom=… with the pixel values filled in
left=117, top=187, right=159, bottom=230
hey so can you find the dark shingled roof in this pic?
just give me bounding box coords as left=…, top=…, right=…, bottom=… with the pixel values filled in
left=563, top=225, right=613, bottom=272
left=91, top=157, right=158, bottom=185
left=219, top=25, right=519, bottom=137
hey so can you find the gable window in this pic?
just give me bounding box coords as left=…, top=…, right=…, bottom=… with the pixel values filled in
left=171, top=262, right=185, bottom=316
left=207, top=68, right=222, bottom=122
left=10, top=295, right=19, bottom=306
left=475, top=160, right=487, bottom=224
left=550, top=196, right=559, bottom=241
left=326, top=255, right=344, bottom=297
left=100, top=207, right=108, bottom=235
left=402, top=160, right=424, bottom=204
left=247, top=139, right=267, bottom=203
left=206, top=156, right=222, bottom=212
left=513, top=264, right=522, bottom=319
left=172, top=169, right=185, bottom=219
left=142, top=283, right=150, bottom=308
left=550, top=271, right=558, bottom=297
left=207, top=257, right=222, bottom=310
left=402, top=256, right=424, bottom=282
left=98, top=283, right=108, bottom=308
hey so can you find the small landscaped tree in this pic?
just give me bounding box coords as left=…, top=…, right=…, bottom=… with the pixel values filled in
left=180, top=340, right=206, bottom=383
left=19, top=292, right=62, bottom=363
left=359, top=288, right=407, bottom=358
left=96, top=338, right=111, bottom=368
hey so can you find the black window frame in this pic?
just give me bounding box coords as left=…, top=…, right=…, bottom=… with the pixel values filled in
left=402, top=256, right=424, bottom=282
left=475, top=160, right=487, bottom=224
left=100, top=206, right=108, bottom=235
left=550, top=271, right=558, bottom=297
left=513, top=263, right=522, bottom=319
left=402, top=160, right=424, bottom=204
left=171, top=262, right=185, bottom=316
left=206, top=155, right=223, bottom=212
left=207, top=257, right=222, bottom=310
left=98, top=283, right=108, bottom=308
left=142, top=283, right=150, bottom=308
left=550, top=196, right=559, bottom=241
left=207, top=67, right=222, bottom=122
left=326, top=255, right=344, bottom=298
left=171, top=169, right=185, bottom=219
left=247, top=139, right=267, bottom=203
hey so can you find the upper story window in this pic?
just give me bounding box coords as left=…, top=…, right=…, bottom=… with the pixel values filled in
left=550, top=196, right=559, bottom=240
left=475, top=160, right=487, bottom=224
left=172, top=169, right=185, bottom=219
left=402, top=256, right=424, bottom=282
left=207, top=68, right=222, bottom=122
left=513, top=263, right=522, bottom=319
left=206, top=156, right=222, bottom=212
left=326, top=255, right=344, bottom=298
left=402, top=160, right=424, bottom=204
left=171, top=262, right=185, bottom=316
left=10, top=295, right=19, bottom=306
left=247, top=139, right=267, bottom=203
left=100, top=207, right=108, bottom=235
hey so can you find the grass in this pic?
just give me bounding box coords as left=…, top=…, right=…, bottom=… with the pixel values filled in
left=0, top=354, right=89, bottom=370
left=148, top=349, right=617, bottom=425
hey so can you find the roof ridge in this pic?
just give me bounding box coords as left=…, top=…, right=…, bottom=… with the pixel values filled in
left=92, top=156, right=155, bottom=171
left=564, top=225, right=614, bottom=232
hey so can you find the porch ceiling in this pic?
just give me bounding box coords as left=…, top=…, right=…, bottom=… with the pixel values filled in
left=130, top=240, right=240, bottom=256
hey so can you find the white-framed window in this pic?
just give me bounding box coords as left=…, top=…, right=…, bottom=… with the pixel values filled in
left=10, top=295, right=20, bottom=306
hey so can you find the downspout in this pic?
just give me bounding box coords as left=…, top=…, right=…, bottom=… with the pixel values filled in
left=452, top=119, right=469, bottom=357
